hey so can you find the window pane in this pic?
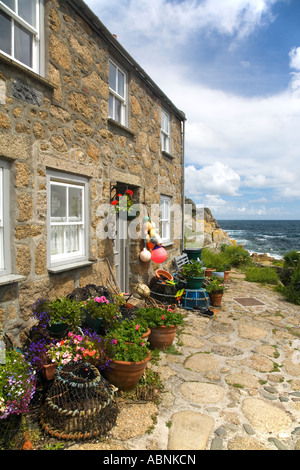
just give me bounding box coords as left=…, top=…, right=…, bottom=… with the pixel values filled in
left=14, top=22, right=32, bottom=67
left=108, top=93, right=114, bottom=118
left=115, top=97, right=121, bottom=122
left=68, top=186, right=83, bottom=222
left=51, top=184, right=66, bottom=221
left=109, top=61, right=116, bottom=91
left=51, top=225, right=64, bottom=256
left=0, top=11, right=12, bottom=56
left=18, top=0, right=36, bottom=26
left=118, top=70, right=124, bottom=97
left=2, top=0, right=15, bottom=11
left=66, top=225, right=80, bottom=253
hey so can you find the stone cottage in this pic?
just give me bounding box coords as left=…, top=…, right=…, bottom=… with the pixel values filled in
left=0, top=0, right=186, bottom=343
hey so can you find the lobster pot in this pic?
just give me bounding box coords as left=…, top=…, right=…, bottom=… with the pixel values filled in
left=40, top=362, right=118, bottom=441
left=180, top=289, right=210, bottom=310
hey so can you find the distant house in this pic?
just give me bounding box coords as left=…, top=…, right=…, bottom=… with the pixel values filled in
left=0, top=0, right=186, bottom=343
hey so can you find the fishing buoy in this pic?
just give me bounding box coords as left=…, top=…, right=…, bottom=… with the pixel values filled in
left=140, top=247, right=152, bottom=262
left=151, top=245, right=167, bottom=264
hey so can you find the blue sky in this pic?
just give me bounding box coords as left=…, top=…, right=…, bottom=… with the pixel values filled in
left=85, top=0, right=300, bottom=219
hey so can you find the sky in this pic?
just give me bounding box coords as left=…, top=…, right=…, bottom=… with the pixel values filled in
left=85, top=0, right=300, bottom=220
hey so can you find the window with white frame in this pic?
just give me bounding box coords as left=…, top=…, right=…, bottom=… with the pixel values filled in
left=108, top=59, right=127, bottom=125
left=0, top=0, right=44, bottom=74
left=0, top=161, right=11, bottom=276
left=161, top=109, right=170, bottom=153
left=160, top=195, right=171, bottom=243
left=47, top=172, right=89, bottom=268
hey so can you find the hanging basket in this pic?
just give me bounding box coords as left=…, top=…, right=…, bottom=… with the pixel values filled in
left=40, top=362, right=118, bottom=441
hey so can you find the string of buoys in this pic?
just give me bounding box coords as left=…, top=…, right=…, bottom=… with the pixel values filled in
left=139, top=216, right=167, bottom=264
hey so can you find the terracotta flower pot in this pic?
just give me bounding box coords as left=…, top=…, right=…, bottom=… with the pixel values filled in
left=148, top=325, right=177, bottom=350
left=41, top=363, right=57, bottom=381
left=209, top=293, right=223, bottom=307
left=141, top=327, right=151, bottom=341
left=105, top=353, right=151, bottom=391
left=205, top=268, right=215, bottom=278
left=224, top=270, right=230, bottom=282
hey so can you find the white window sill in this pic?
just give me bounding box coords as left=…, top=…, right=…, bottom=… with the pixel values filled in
left=161, top=241, right=173, bottom=247
left=162, top=150, right=175, bottom=160
left=0, top=274, right=26, bottom=286
left=108, top=118, right=135, bottom=137
left=48, top=260, right=94, bottom=274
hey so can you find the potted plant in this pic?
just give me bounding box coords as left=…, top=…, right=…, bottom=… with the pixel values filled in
left=182, top=260, right=205, bottom=289
left=32, top=296, right=84, bottom=334
left=83, top=296, right=121, bottom=333
left=0, top=349, right=36, bottom=420
left=135, top=306, right=184, bottom=350
left=110, top=189, right=136, bottom=219
left=205, top=278, right=225, bottom=307
left=103, top=330, right=151, bottom=391
left=110, top=318, right=151, bottom=342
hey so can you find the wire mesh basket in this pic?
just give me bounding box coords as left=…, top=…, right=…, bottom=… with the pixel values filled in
left=40, top=361, right=118, bottom=441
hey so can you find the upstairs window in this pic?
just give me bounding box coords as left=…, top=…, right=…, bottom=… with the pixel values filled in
left=161, top=109, right=170, bottom=153
left=160, top=195, right=171, bottom=244
left=47, top=171, right=89, bottom=268
left=0, top=0, right=43, bottom=74
left=109, top=59, right=127, bottom=125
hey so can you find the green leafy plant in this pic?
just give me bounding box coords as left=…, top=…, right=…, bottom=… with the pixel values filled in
left=83, top=296, right=120, bottom=330
left=32, top=296, right=84, bottom=328
left=110, top=318, right=149, bottom=343
left=278, top=265, right=300, bottom=305
left=182, top=260, right=205, bottom=278
left=245, top=266, right=279, bottom=285
left=0, top=349, right=36, bottom=419
left=104, top=331, right=150, bottom=362
left=205, top=278, right=225, bottom=294
left=135, top=307, right=185, bottom=329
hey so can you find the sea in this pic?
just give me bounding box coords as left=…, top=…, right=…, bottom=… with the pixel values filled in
left=218, top=220, right=300, bottom=260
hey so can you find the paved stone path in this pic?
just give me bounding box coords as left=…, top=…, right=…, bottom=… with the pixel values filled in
left=68, top=270, right=300, bottom=451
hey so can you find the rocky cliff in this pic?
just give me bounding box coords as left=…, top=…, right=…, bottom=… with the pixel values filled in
left=185, top=198, right=235, bottom=249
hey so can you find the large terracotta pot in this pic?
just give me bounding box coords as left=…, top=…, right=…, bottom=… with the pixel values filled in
left=105, top=353, right=151, bottom=391
left=209, top=293, right=223, bottom=307
left=148, top=325, right=177, bottom=350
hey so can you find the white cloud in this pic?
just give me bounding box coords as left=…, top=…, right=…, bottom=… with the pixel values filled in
left=185, top=162, right=241, bottom=197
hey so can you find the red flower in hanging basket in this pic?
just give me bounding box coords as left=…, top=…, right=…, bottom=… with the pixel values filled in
left=126, top=189, right=133, bottom=196
left=111, top=200, right=118, bottom=205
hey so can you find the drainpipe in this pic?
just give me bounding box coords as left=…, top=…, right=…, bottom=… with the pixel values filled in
left=181, top=118, right=186, bottom=253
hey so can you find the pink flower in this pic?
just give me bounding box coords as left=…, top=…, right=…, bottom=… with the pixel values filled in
left=135, top=324, right=140, bottom=330
left=161, top=315, right=165, bottom=320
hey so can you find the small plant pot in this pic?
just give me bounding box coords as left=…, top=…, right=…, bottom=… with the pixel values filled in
left=105, top=353, right=151, bottom=391
left=208, top=293, right=223, bottom=307
left=84, top=311, right=103, bottom=334
left=186, top=277, right=205, bottom=289
left=205, top=268, right=215, bottom=278
left=148, top=325, right=177, bottom=350
left=46, top=322, right=68, bottom=336
left=224, top=270, right=231, bottom=282
left=41, top=363, right=57, bottom=381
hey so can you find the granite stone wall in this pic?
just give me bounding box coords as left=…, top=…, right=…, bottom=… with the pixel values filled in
left=0, top=0, right=185, bottom=344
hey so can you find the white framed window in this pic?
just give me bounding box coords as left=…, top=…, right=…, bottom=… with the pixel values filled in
left=0, top=160, right=11, bottom=276
left=108, top=59, right=127, bottom=125
left=0, top=0, right=44, bottom=75
left=161, top=109, right=170, bottom=153
left=160, top=195, right=171, bottom=244
left=47, top=171, right=89, bottom=268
